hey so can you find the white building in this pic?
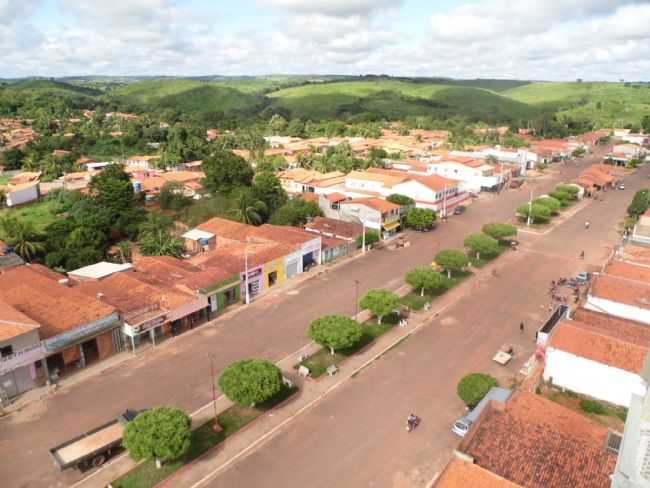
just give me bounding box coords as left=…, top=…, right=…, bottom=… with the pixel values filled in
left=544, top=309, right=649, bottom=407
left=3, top=182, right=39, bottom=207
left=276, top=168, right=346, bottom=196
left=450, top=147, right=538, bottom=171
left=344, top=168, right=469, bottom=215
left=125, top=155, right=159, bottom=170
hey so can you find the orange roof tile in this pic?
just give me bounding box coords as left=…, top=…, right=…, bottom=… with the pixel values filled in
left=434, top=458, right=522, bottom=488
left=605, top=260, right=650, bottom=282
left=459, top=391, right=615, bottom=488
left=0, top=299, right=40, bottom=342
left=590, top=274, right=650, bottom=310
left=340, top=197, right=401, bottom=213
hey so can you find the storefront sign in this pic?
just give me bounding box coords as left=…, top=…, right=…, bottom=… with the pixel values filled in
left=0, top=344, right=45, bottom=376
left=42, top=313, right=120, bottom=352
left=123, top=314, right=167, bottom=337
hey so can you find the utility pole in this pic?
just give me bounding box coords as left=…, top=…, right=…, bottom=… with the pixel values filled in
left=354, top=280, right=360, bottom=317
left=526, top=187, right=534, bottom=227
left=209, top=355, right=219, bottom=431
left=244, top=239, right=250, bottom=304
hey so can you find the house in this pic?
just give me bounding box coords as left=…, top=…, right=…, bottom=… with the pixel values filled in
left=619, top=133, right=650, bottom=146
left=543, top=308, right=649, bottom=407
left=304, top=217, right=362, bottom=263
left=574, top=164, right=617, bottom=195
left=611, top=144, right=645, bottom=161
left=632, top=210, right=650, bottom=246
left=345, top=168, right=468, bottom=215
left=338, top=198, right=403, bottom=238
left=433, top=456, right=522, bottom=488
left=450, top=147, right=538, bottom=171
left=417, top=158, right=508, bottom=194
left=0, top=299, right=42, bottom=398
left=126, top=155, right=159, bottom=170
left=67, top=262, right=134, bottom=282
left=530, top=139, right=572, bottom=163
left=1, top=182, right=39, bottom=207
left=52, top=149, right=71, bottom=158
left=457, top=391, right=617, bottom=488
left=76, top=271, right=204, bottom=350
left=0, top=243, right=24, bottom=269
left=585, top=262, right=650, bottom=325
left=611, top=356, right=650, bottom=488
left=276, top=168, right=346, bottom=196
left=0, top=265, right=120, bottom=382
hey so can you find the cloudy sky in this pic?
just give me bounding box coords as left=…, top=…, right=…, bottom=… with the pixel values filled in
left=2, top=0, right=649, bottom=80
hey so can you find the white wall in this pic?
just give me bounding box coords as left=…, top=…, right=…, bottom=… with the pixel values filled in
left=585, top=296, right=650, bottom=325
left=544, top=348, right=647, bottom=407
left=6, top=185, right=39, bottom=207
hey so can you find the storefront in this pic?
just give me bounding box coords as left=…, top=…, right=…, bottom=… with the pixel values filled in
left=0, top=343, right=44, bottom=398
left=382, top=220, right=401, bottom=239
left=263, top=258, right=285, bottom=289
left=123, top=311, right=168, bottom=352
left=241, top=266, right=264, bottom=303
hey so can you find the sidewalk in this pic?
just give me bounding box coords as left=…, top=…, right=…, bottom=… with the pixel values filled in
left=71, top=257, right=507, bottom=488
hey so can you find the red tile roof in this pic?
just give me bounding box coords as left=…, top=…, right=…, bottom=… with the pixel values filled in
left=304, top=217, right=363, bottom=241
left=0, top=299, right=40, bottom=341
left=459, top=391, right=616, bottom=488
left=605, top=260, right=650, bottom=282
left=590, top=274, right=650, bottom=310
left=340, top=197, right=401, bottom=214
left=549, top=311, right=650, bottom=373
left=0, top=265, right=115, bottom=340
left=434, top=458, right=522, bottom=488
left=325, top=192, right=346, bottom=202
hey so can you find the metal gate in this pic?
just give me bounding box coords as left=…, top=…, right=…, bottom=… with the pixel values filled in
left=286, top=260, right=299, bottom=278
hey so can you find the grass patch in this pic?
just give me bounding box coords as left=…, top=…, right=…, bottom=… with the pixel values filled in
left=0, top=175, right=9, bottom=185
left=400, top=293, right=428, bottom=310
left=299, top=314, right=399, bottom=378
left=468, top=245, right=510, bottom=268
left=0, top=198, right=61, bottom=231
left=112, top=386, right=297, bottom=488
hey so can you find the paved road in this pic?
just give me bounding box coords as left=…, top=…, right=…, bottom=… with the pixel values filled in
left=205, top=156, right=643, bottom=488
left=0, top=148, right=610, bottom=488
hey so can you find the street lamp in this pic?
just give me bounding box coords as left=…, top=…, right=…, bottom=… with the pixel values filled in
left=526, top=186, right=534, bottom=227
left=354, top=280, right=360, bottom=317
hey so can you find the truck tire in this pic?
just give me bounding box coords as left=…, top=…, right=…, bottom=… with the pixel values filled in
left=91, top=454, right=106, bottom=468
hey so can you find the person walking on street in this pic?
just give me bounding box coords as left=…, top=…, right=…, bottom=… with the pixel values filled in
left=520, top=322, right=524, bottom=333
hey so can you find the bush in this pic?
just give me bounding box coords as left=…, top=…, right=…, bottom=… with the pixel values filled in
left=481, top=223, right=517, bottom=241
left=218, top=359, right=283, bottom=406
left=517, top=203, right=552, bottom=223
left=356, top=229, right=379, bottom=249
left=457, top=373, right=498, bottom=407
left=534, top=196, right=561, bottom=215
left=309, top=315, right=363, bottom=354
left=548, top=191, right=571, bottom=206
left=555, top=185, right=579, bottom=199
left=579, top=399, right=608, bottom=415
left=122, top=407, right=192, bottom=463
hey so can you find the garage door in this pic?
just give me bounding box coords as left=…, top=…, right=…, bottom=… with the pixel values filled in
left=286, top=260, right=299, bottom=278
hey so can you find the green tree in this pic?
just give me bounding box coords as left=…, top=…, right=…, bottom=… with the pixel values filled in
left=139, top=229, right=184, bottom=258
left=268, top=114, right=288, bottom=134
left=516, top=203, right=552, bottom=223
left=533, top=196, right=561, bottom=215
left=230, top=188, right=267, bottom=225
left=404, top=207, right=436, bottom=231
left=355, top=229, right=379, bottom=249
left=139, top=213, right=174, bottom=237
left=435, top=250, right=469, bottom=279
left=159, top=181, right=192, bottom=211
left=481, top=223, right=517, bottom=242
left=202, top=149, right=254, bottom=194
left=463, top=233, right=499, bottom=259
left=252, top=172, right=287, bottom=215
left=0, top=217, right=44, bottom=261
left=308, top=315, right=363, bottom=355
left=628, top=189, right=650, bottom=217
left=386, top=194, right=414, bottom=206
left=457, top=373, right=498, bottom=407
left=218, top=359, right=282, bottom=406
left=642, top=115, right=650, bottom=134
left=555, top=185, right=579, bottom=199
left=269, top=199, right=322, bottom=226
left=359, top=288, right=400, bottom=324
left=548, top=190, right=571, bottom=206
left=405, top=266, right=449, bottom=296
left=122, top=407, right=191, bottom=465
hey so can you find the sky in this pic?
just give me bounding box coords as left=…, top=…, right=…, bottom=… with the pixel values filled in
left=1, top=0, right=650, bottom=81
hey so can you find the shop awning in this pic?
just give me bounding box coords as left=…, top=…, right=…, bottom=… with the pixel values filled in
left=382, top=221, right=400, bottom=231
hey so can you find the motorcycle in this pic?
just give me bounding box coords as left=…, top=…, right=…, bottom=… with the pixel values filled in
left=406, top=415, right=420, bottom=432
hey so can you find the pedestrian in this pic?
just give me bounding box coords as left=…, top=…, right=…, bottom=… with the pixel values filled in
left=520, top=322, right=524, bottom=333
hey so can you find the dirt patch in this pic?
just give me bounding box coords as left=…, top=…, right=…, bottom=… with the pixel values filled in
left=6, top=396, right=49, bottom=424
left=439, top=317, right=457, bottom=326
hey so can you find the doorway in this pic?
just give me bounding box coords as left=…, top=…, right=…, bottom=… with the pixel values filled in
left=268, top=271, right=278, bottom=287
left=81, top=339, right=100, bottom=366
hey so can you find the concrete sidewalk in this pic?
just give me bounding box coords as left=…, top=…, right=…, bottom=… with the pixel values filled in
left=71, top=258, right=505, bottom=488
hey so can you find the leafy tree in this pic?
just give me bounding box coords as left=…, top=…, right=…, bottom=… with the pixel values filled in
left=481, top=223, right=517, bottom=241
left=1, top=147, right=24, bottom=170
left=268, top=114, right=288, bottom=134
left=252, top=172, right=287, bottom=215
left=202, top=149, right=254, bottom=194
left=159, top=181, right=192, bottom=211
left=435, top=250, right=469, bottom=279
left=218, top=359, right=282, bottom=406
left=269, top=198, right=322, bottom=226
left=359, top=288, right=400, bottom=324
left=516, top=203, right=552, bottom=223
left=230, top=188, right=267, bottom=225
left=386, top=194, right=414, bottom=206
left=404, top=207, right=436, bottom=231
left=308, top=315, right=363, bottom=355
left=642, top=114, right=650, bottom=134
left=405, top=266, right=449, bottom=296
left=533, top=196, right=561, bottom=215
left=139, top=213, right=174, bottom=237
left=457, top=373, right=498, bottom=407
left=122, top=407, right=191, bottom=464
left=139, top=229, right=184, bottom=258
left=463, top=233, right=499, bottom=259
left=555, top=185, right=579, bottom=199
left=548, top=190, right=571, bottom=206
left=114, top=241, right=132, bottom=264
left=628, top=189, right=650, bottom=217
left=0, top=217, right=44, bottom=261
left=286, top=119, right=305, bottom=137
left=355, top=229, right=379, bottom=249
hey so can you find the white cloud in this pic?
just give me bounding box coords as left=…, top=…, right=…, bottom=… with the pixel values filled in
left=258, top=0, right=400, bottom=17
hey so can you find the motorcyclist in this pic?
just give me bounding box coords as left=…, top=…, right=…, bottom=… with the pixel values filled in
left=580, top=251, right=585, bottom=259
left=406, top=413, right=418, bottom=431
left=585, top=221, right=590, bottom=229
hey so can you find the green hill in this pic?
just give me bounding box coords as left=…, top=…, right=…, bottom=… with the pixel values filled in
left=5, top=79, right=102, bottom=97
left=504, top=82, right=650, bottom=127
left=268, top=80, right=538, bottom=122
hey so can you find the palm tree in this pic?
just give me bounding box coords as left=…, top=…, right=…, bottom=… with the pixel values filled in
left=139, top=229, right=184, bottom=258
left=229, top=189, right=267, bottom=225
left=138, top=213, right=174, bottom=238
left=0, top=217, right=45, bottom=262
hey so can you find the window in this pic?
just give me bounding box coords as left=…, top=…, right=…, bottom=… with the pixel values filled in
left=0, top=345, right=13, bottom=357
left=604, top=431, right=622, bottom=455
left=331, top=203, right=339, bottom=210
left=224, top=288, right=237, bottom=305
